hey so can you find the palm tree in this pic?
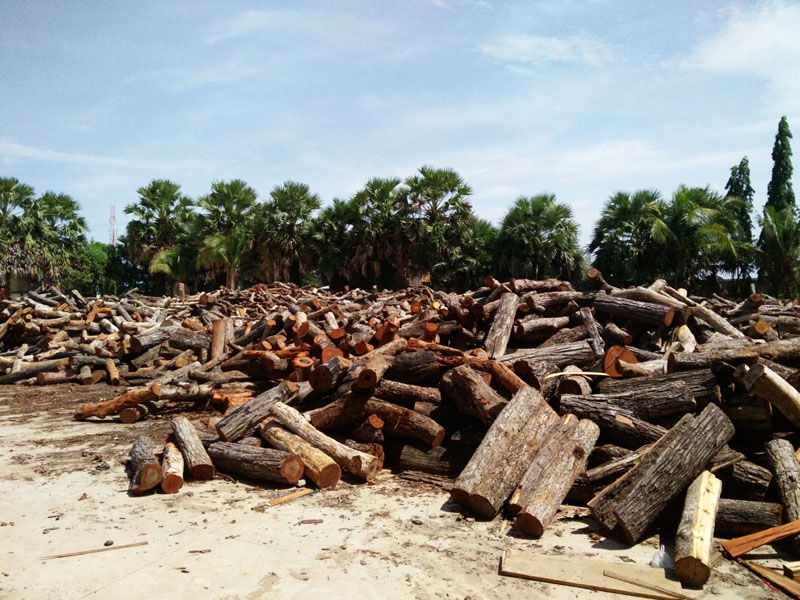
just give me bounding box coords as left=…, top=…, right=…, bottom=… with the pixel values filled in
left=311, top=197, right=358, bottom=287
left=195, top=179, right=257, bottom=289
left=437, top=218, right=497, bottom=290
left=757, top=206, right=800, bottom=298
left=124, top=179, right=194, bottom=268
left=404, top=166, right=474, bottom=285
left=252, top=181, right=321, bottom=282
left=495, top=194, right=582, bottom=280
left=0, top=177, right=34, bottom=235
left=589, top=190, right=667, bottom=286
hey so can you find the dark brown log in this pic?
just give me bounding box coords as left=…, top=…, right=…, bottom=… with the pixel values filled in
left=484, top=292, right=519, bottom=358
left=269, top=401, right=380, bottom=481
left=512, top=359, right=559, bottom=399
left=593, top=294, right=676, bottom=327
left=597, top=369, right=721, bottom=408
left=440, top=364, right=506, bottom=425
left=499, top=340, right=596, bottom=369
left=373, top=379, right=442, bottom=406
left=386, top=350, right=439, bottom=383
left=74, top=384, right=161, bottom=420
left=603, top=322, right=633, bottom=346
left=451, top=386, right=560, bottom=519
left=260, top=419, right=341, bottom=488
left=306, top=395, right=445, bottom=447
left=308, top=355, right=352, bottom=392
left=718, top=460, right=773, bottom=501
left=391, top=443, right=470, bottom=477
left=767, top=438, right=800, bottom=552
left=589, top=444, right=633, bottom=466
left=579, top=306, right=605, bottom=358
left=343, top=440, right=385, bottom=469
left=130, top=325, right=209, bottom=353
left=585, top=447, right=649, bottom=485
left=715, top=499, right=782, bottom=538
left=559, top=380, right=695, bottom=422
left=514, top=417, right=600, bottom=536
left=538, top=325, right=588, bottom=348
left=215, top=382, right=293, bottom=442
left=160, top=441, right=184, bottom=494
left=207, top=442, right=303, bottom=484
left=555, top=365, right=593, bottom=396
left=350, top=414, right=385, bottom=443
left=0, top=358, right=68, bottom=384
left=355, top=353, right=394, bottom=389
left=588, top=404, right=735, bottom=544
left=513, top=316, right=570, bottom=340
left=128, top=435, right=162, bottom=495
left=171, top=416, right=216, bottom=480
left=669, top=337, right=800, bottom=370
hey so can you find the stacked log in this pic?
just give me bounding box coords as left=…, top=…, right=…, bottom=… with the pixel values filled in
left=5, top=271, right=800, bottom=586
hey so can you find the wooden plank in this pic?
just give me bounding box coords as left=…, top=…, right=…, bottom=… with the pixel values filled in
left=603, top=570, right=691, bottom=600
left=499, top=550, right=690, bottom=600
left=739, top=559, right=800, bottom=599
left=268, top=488, right=314, bottom=506
left=42, top=541, right=149, bottom=560
left=721, top=518, right=800, bottom=558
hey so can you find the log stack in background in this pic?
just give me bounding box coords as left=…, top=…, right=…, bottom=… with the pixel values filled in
left=4, top=272, right=800, bottom=585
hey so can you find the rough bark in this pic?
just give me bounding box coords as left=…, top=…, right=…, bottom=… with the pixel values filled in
left=215, top=382, right=293, bottom=442
left=385, top=350, right=439, bottom=383
left=715, top=499, right=782, bottom=538
left=207, top=442, right=304, bottom=485
left=588, top=404, right=735, bottom=544
left=171, top=416, right=216, bottom=480
left=766, top=438, right=800, bottom=552
left=597, top=369, right=721, bottom=408
left=373, top=379, right=442, bottom=407
left=440, top=364, right=506, bottom=425
left=451, top=386, right=560, bottom=519
left=499, top=340, right=596, bottom=369
left=559, top=380, right=695, bottom=422
left=269, top=401, right=380, bottom=481
left=514, top=417, right=600, bottom=537
left=128, top=435, right=162, bottom=495
left=593, top=294, right=676, bottom=327
left=260, top=419, right=341, bottom=488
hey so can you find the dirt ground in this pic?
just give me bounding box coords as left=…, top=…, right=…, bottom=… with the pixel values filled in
left=0, top=384, right=790, bottom=599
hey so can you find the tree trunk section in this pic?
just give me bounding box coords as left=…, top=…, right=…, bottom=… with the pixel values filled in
left=74, top=384, right=161, bottom=420
left=269, top=401, right=380, bottom=481
left=674, top=471, right=722, bottom=587
left=593, top=294, right=676, bottom=327
left=484, top=292, right=519, bottom=358
left=766, top=438, right=800, bottom=552
left=260, top=419, right=341, bottom=488
left=559, top=380, right=695, bottom=422
left=171, top=416, right=216, bottom=480
left=514, top=417, right=600, bottom=536
left=715, top=499, right=782, bottom=538
left=207, top=442, right=303, bottom=484
left=441, top=364, right=506, bottom=425
left=215, top=382, right=293, bottom=442
left=588, top=403, right=734, bottom=544
left=160, top=441, right=185, bottom=494
left=373, top=379, right=442, bottom=406
left=128, top=435, right=162, bottom=495
left=451, top=386, right=560, bottom=519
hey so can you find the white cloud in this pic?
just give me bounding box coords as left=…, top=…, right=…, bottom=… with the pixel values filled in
left=0, top=138, right=158, bottom=170
left=686, top=1, right=800, bottom=113
left=480, top=32, right=612, bottom=67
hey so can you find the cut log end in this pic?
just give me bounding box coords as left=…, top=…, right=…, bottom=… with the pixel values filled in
left=160, top=473, right=183, bottom=494
left=280, top=455, right=306, bottom=484
left=469, top=495, right=498, bottom=520
left=515, top=511, right=544, bottom=537
left=190, top=464, right=217, bottom=481
left=674, top=558, right=711, bottom=588
left=316, top=463, right=342, bottom=489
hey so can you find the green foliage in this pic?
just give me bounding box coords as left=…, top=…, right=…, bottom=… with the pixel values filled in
left=766, top=116, right=795, bottom=212
left=195, top=179, right=258, bottom=289
left=725, top=156, right=755, bottom=242
left=495, top=194, right=582, bottom=280
left=757, top=206, right=800, bottom=298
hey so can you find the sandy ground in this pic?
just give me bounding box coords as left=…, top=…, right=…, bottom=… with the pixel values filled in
left=0, top=383, right=790, bottom=599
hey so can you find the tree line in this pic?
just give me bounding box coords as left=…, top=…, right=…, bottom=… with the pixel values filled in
left=0, top=116, right=795, bottom=297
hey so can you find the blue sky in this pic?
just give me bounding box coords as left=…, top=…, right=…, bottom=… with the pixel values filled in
left=1, top=0, right=799, bottom=246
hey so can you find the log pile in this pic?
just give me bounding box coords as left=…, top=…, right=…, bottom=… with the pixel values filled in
left=4, top=273, right=800, bottom=587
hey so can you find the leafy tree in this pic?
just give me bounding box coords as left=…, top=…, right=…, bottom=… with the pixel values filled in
left=495, top=194, right=582, bottom=280
left=195, top=179, right=257, bottom=289
left=253, top=181, right=321, bottom=282
left=404, top=166, right=474, bottom=285
left=766, top=116, right=795, bottom=212
left=725, top=157, right=756, bottom=242
left=589, top=190, right=667, bottom=285
left=311, top=197, right=358, bottom=288
left=758, top=206, right=800, bottom=298
left=0, top=177, right=34, bottom=236
left=439, top=218, right=497, bottom=290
